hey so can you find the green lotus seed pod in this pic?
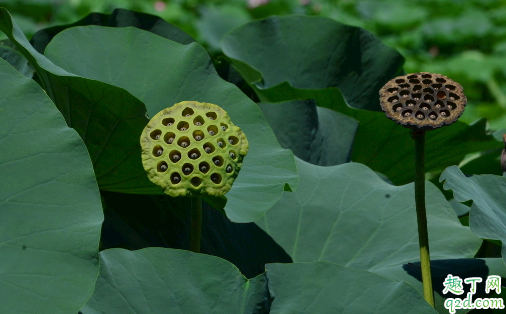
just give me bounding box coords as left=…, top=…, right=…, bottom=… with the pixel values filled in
left=140, top=101, right=249, bottom=197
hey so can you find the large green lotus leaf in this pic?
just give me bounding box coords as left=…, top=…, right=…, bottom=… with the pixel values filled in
left=42, top=25, right=298, bottom=222
left=100, top=191, right=292, bottom=279
left=256, top=158, right=481, bottom=268
left=80, top=248, right=270, bottom=314
left=267, top=262, right=437, bottom=314
left=0, top=58, right=102, bottom=313
left=221, top=15, right=405, bottom=111
left=0, top=9, right=169, bottom=194
left=258, top=99, right=358, bottom=166
left=0, top=42, right=32, bottom=77
left=440, top=166, right=506, bottom=264
left=30, top=8, right=195, bottom=54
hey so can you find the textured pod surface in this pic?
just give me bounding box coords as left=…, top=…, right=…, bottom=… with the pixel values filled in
left=379, top=72, right=466, bottom=130
left=140, top=101, right=248, bottom=197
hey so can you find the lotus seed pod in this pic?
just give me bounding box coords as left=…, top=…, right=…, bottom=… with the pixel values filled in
left=140, top=101, right=249, bottom=197
left=379, top=72, right=467, bottom=130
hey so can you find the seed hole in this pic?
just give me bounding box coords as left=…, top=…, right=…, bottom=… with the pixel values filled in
left=188, top=148, right=200, bottom=160
left=437, top=91, right=446, bottom=99
left=212, top=156, right=224, bottom=167
left=226, top=164, right=233, bottom=173
left=447, top=101, right=457, bottom=110
left=157, top=161, right=168, bottom=172
left=421, top=74, right=432, bottom=79
left=193, top=115, right=205, bottom=127
left=203, top=143, right=215, bottom=154
left=217, top=138, right=226, bottom=148
left=229, top=150, right=237, bottom=160
left=434, top=100, right=445, bottom=109
left=415, top=111, right=425, bottom=120
left=420, top=103, right=431, bottom=110
left=150, top=129, right=162, bottom=140
left=182, top=107, right=194, bottom=117
left=208, top=125, right=218, bottom=136
left=220, top=123, right=228, bottom=131
left=405, top=99, right=416, bottom=107
left=402, top=110, right=412, bottom=117
left=164, top=132, right=176, bottom=144
left=388, top=96, right=399, bottom=103
left=182, top=163, right=194, bottom=175
left=399, top=83, right=410, bottom=89
left=423, top=87, right=433, bottom=93
left=395, top=79, right=405, bottom=84
left=163, top=118, right=175, bottom=127
left=211, top=173, right=222, bottom=184
left=448, top=93, right=460, bottom=101
left=393, top=104, right=403, bottom=112
left=436, top=78, right=446, bottom=83
left=191, top=177, right=202, bottom=187
left=177, top=136, right=191, bottom=148
left=169, top=150, right=181, bottom=163
left=428, top=112, right=438, bottom=120
left=423, top=94, right=435, bottom=102
left=407, top=74, right=418, bottom=79
left=193, top=130, right=205, bottom=141
left=206, top=112, right=217, bottom=120
left=177, top=121, right=189, bottom=131
left=409, top=79, right=420, bottom=84
left=431, top=83, right=442, bottom=89
left=387, top=88, right=398, bottom=93
left=152, top=145, right=164, bottom=157
left=412, top=85, right=422, bottom=92
left=422, top=79, right=432, bottom=84
left=170, top=172, right=181, bottom=184
left=399, top=90, right=410, bottom=97
left=199, top=162, right=210, bottom=174
left=445, top=85, right=456, bottom=91
left=440, top=110, right=450, bottom=117
left=228, top=136, right=239, bottom=145
left=412, top=93, right=421, bottom=100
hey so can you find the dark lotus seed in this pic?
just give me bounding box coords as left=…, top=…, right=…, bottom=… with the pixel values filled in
left=180, top=127, right=187, bottom=131
left=214, top=159, right=220, bottom=165
left=212, top=176, right=218, bottom=182
left=168, top=137, right=174, bottom=144
left=226, top=165, right=232, bottom=172
left=230, top=152, right=235, bottom=158
left=218, top=142, right=223, bottom=147
left=181, top=142, right=188, bottom=148
left=155, top=134, right=160, bottom=140
left=221, top=126, right=226, bottom=131
left=157, top=149, right=163, bottom=156
left=200, top=165, right=207, bottom=171
left=161, top=165, right=167, bottom=171
left=205, top=147, right=212, bottom=153
left=173, top=176, right=180, bottom=182
left=191, top=153, right=198, bottom=159
left=173, top=154, right=180, bottom=161
left=195, top=135, right=202, bottom=141
left=209, top=131, right=215, bottom=135
left=196, top=122, right=202, bottom=126
left=184, top=167, right=191, bottom=173
left=229, top=139, right=234, bottom=144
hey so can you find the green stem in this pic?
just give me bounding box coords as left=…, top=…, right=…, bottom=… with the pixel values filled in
left=190, top=196, right=202, bottom=253
left=413, top=129, right=435, bottom=307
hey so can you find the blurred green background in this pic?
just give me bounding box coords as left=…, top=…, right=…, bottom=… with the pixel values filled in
left=1, top=0, right=505, bottom=131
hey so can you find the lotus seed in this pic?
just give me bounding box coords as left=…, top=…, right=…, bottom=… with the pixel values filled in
left=157, top=149, right=163, bottom=156
left=155, top=134, right=160, bottom=140
left=392, top=99, right=398, bottom=103
left=214, top=159, right=220, bottom=165
left=200, top=165, right=207, bottom=171
left=212, top=176, right=218, bottom=182
left=407, top=103, right=414, bottom=107
left=414, top=97, right=419, bottom=100
left=417, top=114, right=423, bottom=119
left=181, top=142, right=188, bottom=148
left=229, top=139, right=234, bottom=144
left=185, top=114, right=191, bottom=117
left=167, top=122, right=173, bottom=126
left=450, top=97, right=455, bottom=100
left=404, top=112, right=411, bottom=117
left=180, top=127, right=187, bottom=131
left=173, top=176, right=180, bottom=182
left=441, top=112, right=447, bottom=116
left=209, top=116, right=214, bottom=120
left=395, top=107, right=402, bottom=112
left=221, top=126, right=226, bottom=131
left=430, top=114, right=436, bottom=119
left=184, top=167, right=191, bottom=174
left=191, top=153, right=198, bottom=159
left=195, top=135, right=202, bottom=141
left=230, top=152, right=235, bottom=158
left=435, top=104, right=441, bottom=108
left=218, top=141, right=223, bottom=147
left=196, top=122, right=202, bottom=126
left=160, top=165, right=167, bottom=171
left=173, top=154, right=180, bottom=161
left=205, top=147, right=212, bottom=153
left=226, top=165, right=232, bottom=172
left=168, top=137, right=174, bottom=144
left=209, top=130, right=215, bottom=135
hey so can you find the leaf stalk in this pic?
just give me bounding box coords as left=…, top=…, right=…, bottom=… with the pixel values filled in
left=190, top=196, right=202, bottom=253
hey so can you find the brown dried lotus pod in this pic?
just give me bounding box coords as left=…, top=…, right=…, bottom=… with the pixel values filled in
left=379, top=72, right=467, bottom=130
left=140, top=101, right=249, bottom=197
